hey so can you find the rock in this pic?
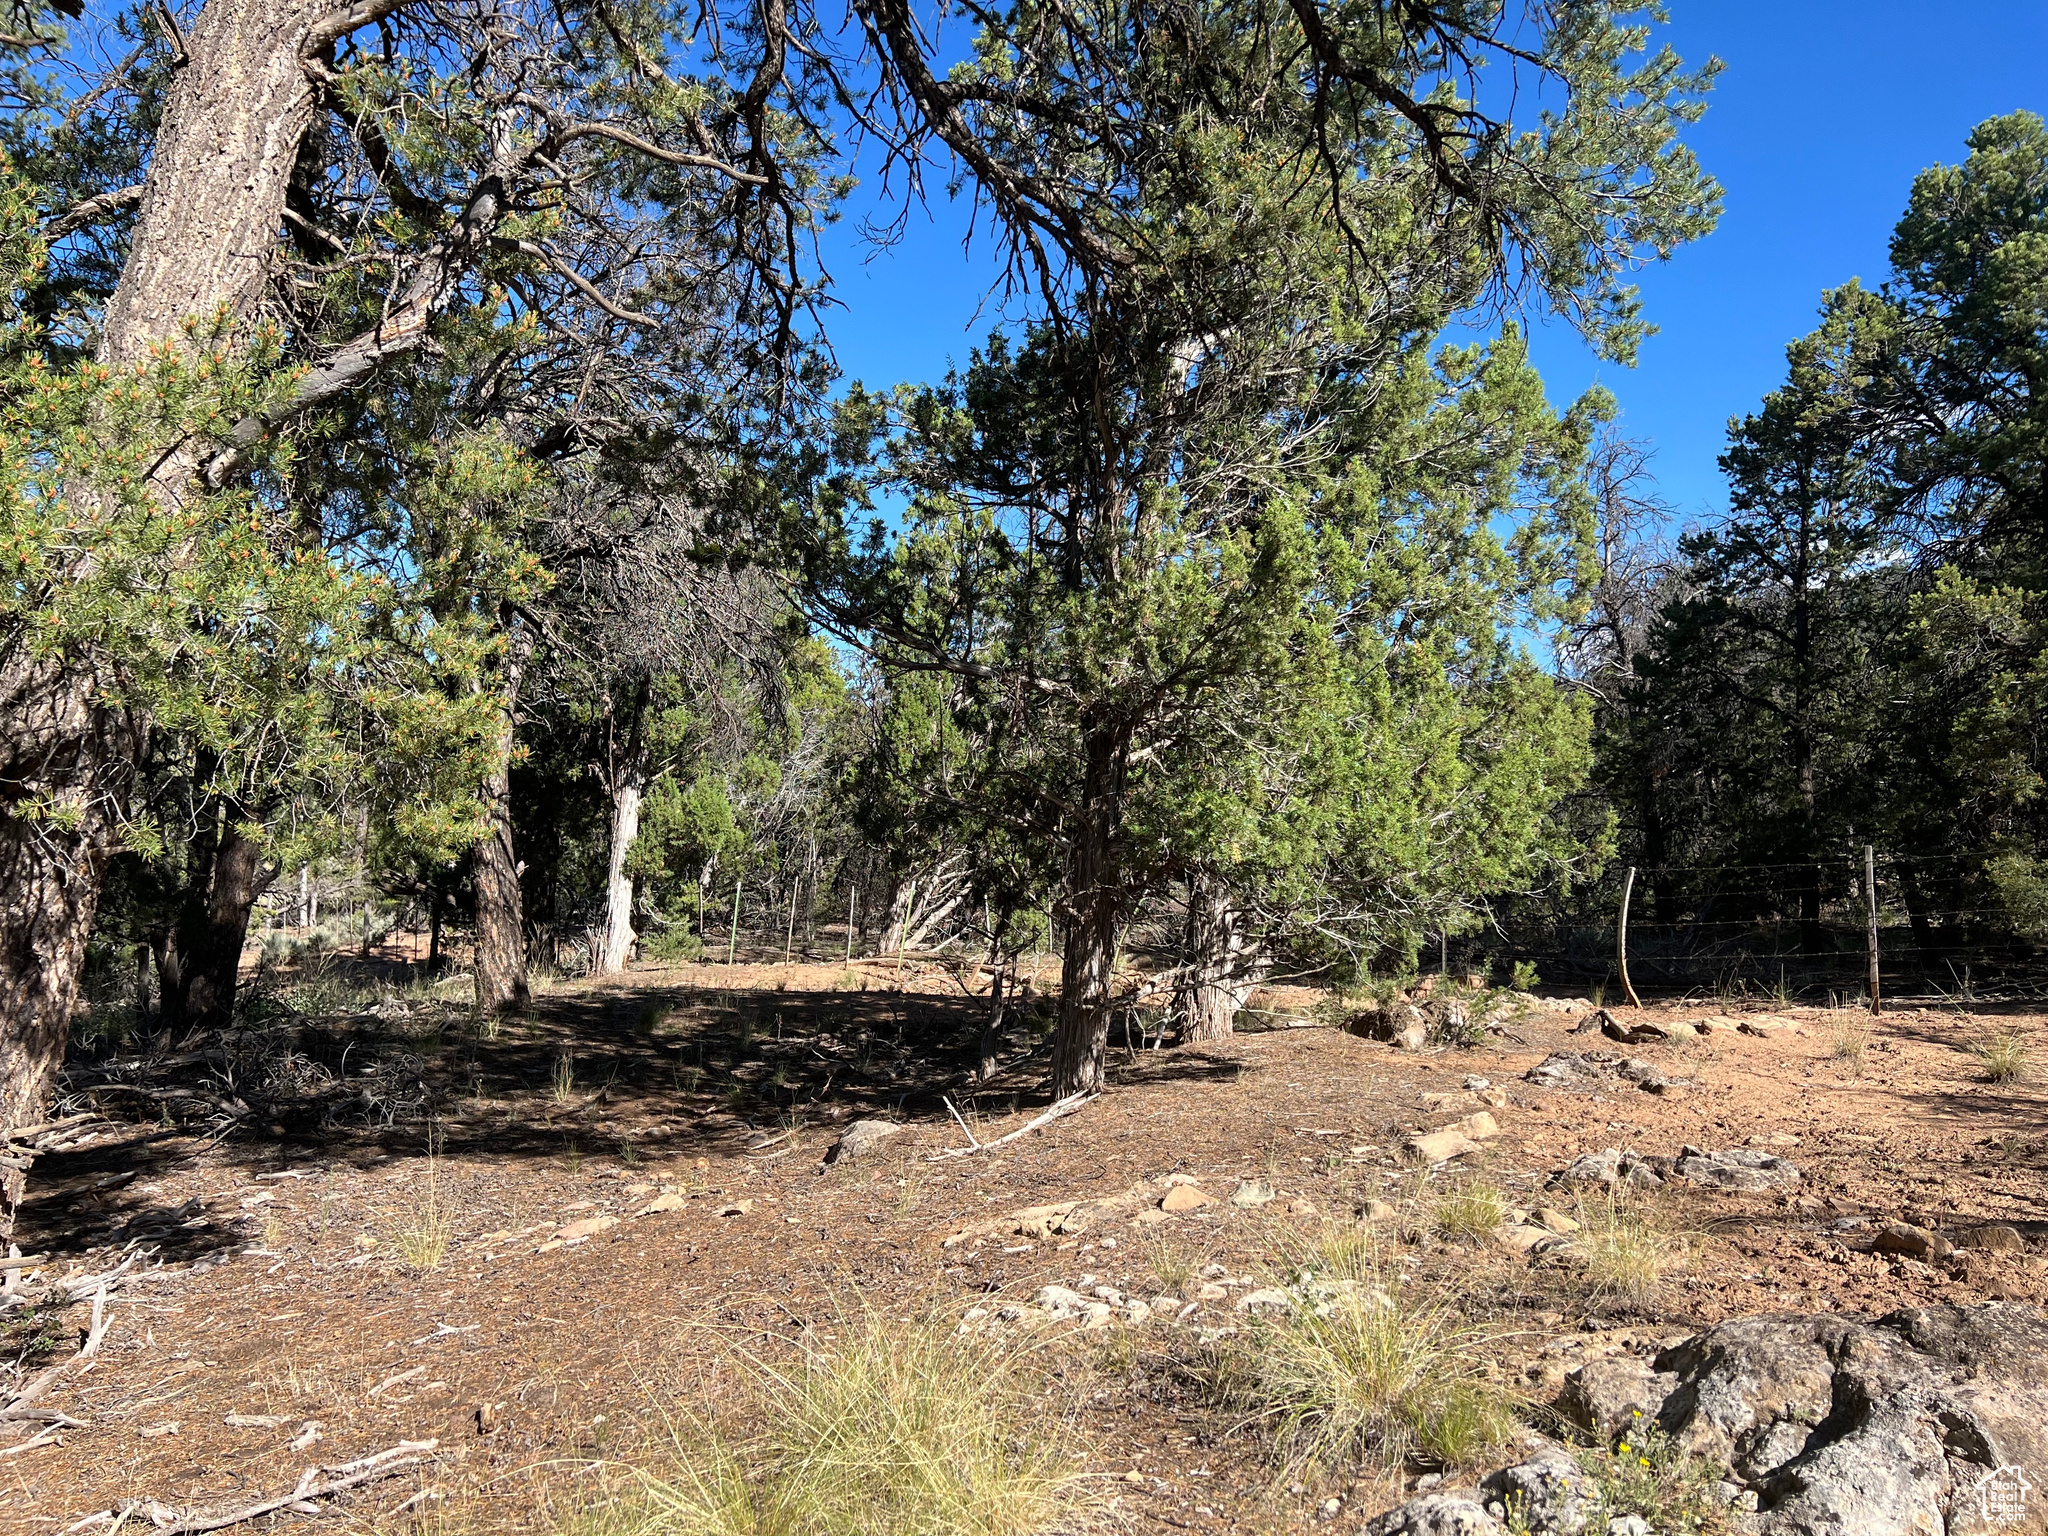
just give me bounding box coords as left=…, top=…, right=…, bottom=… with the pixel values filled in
left=1551, top=1149, right=1662, bottom=1189
left=1362, top=1199, right=1399, bottom=1222
left=1426, top=998, right=1472, bottom=1042
left=1605, top=1517, right=1649, bottom=1536
left=1236, top=1287, right=1294, bottom=1313
left=1422, top=1091, right=1476, bottom=1112
left=1285, top=1197, right=1318, bottom=1216
left=555, top=1214, right=619, bottom=1241
left=1959, top=1224, right=2026, bottom=1254
left=1525, top=1051, right=1669, bottom=1094
left=1496, top=1223, right=1554, bottom=1256
left=713, top=1200, right=753, bottom=1217
left=1872, top=1220, right=1953, bottom=1261
left=1409, top=1129, right=1483, bottom=1163
left=1196, top=1282, right=1229, bottom=1302
left=827, top=1119, right=904, bottom=1162
left=1671, top=1146, right=1801, bottom=1192
left=1474, top=1086, right=1509, bottom=1108
left=1737, top=1014, right=1802, bottom=1036
left=1011, top=1201, right=1080, bottom=1239
left=223, top=1413, right=291, bottom=1429
left=634, top=1192, right=686, bottom=1216
left=1230, top=1179, right=1278, bottom=1207
left=1033, top=1284, right=1092, bottom=1320
left=1479, top=1448, right=1593, bottom=1536
left=1530, top=1207, right=1581, bottom=1234
left=1349, top=1002, right=1430, bottom=1051
left=1361, top=1493, right=1503, bottom=1535
left=1559, top=1355, right=1679, bottom=1443
left=1610, top=1304, right=2048, bottom=1536
left=1445, top=1111, right=1501, bottom=1141
left=1130, top=1207, right=1173, bottom=1226
left=1161, top=1184, right=1215, bottom=1213
left=1462, top=1075, right=1491, bottom=1091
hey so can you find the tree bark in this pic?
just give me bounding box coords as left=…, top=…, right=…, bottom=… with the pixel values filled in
left=474, top=615, right=534, bottom=1015
left=1049, top=724, right=1128, bottom=1097
left=0, top=0, right=393, bottom=1231
left=1178, top=870, right=1257, bottom=1042
left=595, top=680, right=652, bottom=977
left=180, top=821, right=274, bottom=1031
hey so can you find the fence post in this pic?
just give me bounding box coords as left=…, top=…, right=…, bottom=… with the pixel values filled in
left=727, top=878, right=742, bottom=967
left=1618, top=865, right=1643, bottom=1007
left=846, top=885, right=856, bottom=965
left=1865, top=844, right=1881, bottom=1015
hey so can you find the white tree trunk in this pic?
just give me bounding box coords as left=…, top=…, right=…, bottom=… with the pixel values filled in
left=1179, top=870, right=1260, bottom=1042
left=596, top=776, right=645, bottom=975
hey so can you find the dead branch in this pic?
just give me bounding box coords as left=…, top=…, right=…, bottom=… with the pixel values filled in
left=63, top=1439, right=439, bottom=1534
left=925, top=1092, right=1096, bottom=1159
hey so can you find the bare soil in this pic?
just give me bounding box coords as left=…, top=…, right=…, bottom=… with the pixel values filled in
left=7, top=961, right=2047, bottom=1533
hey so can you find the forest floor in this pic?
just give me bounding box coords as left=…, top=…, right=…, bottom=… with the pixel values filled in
left=6, top=958, right=2048, bottom=1534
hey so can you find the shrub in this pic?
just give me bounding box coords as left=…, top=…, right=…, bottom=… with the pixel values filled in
left=1573, top=1195, right=1685, bottom=1309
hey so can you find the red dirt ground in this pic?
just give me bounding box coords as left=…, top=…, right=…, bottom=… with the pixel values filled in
left=6, top=961, right=2046, bottom=1533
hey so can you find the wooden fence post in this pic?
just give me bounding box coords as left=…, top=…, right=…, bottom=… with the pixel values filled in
left=1866, top=844, right=1881, bottom=1015
left=1618, top=865, right=1643, bottom=1007
left=727, top=878, right=742, bottom=967
left=845, top=886, right=856, bottom=965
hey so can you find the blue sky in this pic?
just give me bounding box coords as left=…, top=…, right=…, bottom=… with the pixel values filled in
left=814, top=2, right=2047, bottom=529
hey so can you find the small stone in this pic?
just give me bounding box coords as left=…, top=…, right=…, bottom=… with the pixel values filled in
left=1361, top=1493, right=1503, bottom=1535
left=1130, top=1208, right=1173, bottom=1226
left=1446, top=1111, right=1500, bottom=1141
left=1408, top=1129, right=1482, bottom=1163
left=713, top=1200, right=754, bottom=1218
left=634, top=1192, right=686, bottom=1216
left=138, top=1422, right=180, bottom=1438
left=1321, top=1496, right=1343, bottom=1519
left=1230, top=1179, right=1278, bottom=1207
left=1873, top=1220, right=1952, bottom=1261
left=1957, top=1223, right=2025, bottom=1253
left=1236, top=1287, right=1293, bottom=1313
left=1285, top=1197, right=1318, bottom=1216
left=1161, top=1184, right=1215, bottom=1213
left=223, top=1413, right=291, bottom=1429
left=827, top=1119, right=904, bottom=1162
left=1495, top=1223, right=1551, bottom=1255
left=1530, top=1207, right=1580, bottom=1234
left=1362, top=1198, right=1398, bottom=1222
left=625, top=1181, right=656, bottom=1195
left=1197, top=1282, right=1229, bottom=1302
left=1607, top=1517, right=1650, bottom=1536
left=1462, top=1075, right=1491, bottom=1091
left=555, top=1214, right=620, bottom=1241
left=1125, top=1469, right=1145, bottom=1485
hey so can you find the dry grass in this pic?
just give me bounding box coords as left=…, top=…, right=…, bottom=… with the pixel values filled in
left=551, top=1051, right=579, bottom=1103
left=1209, top=1232, right=1516, bottom=1477
left=1831, top=1010, right=1871, bottom=1072
left=1427, top=1181, right=1509, bottom=1244
left=390, top=1161, right=454, bottom=1273
left=554, top=1308, right=1098, bottom=1536
left=1966, top=1027, right=2030, bottom=1084
left=1571, top=1194, right=1685, bottom=1309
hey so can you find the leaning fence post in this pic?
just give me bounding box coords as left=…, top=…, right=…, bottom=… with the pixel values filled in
left=1618, top=865, right=1643, bottom=1007
left=727, top=878, right=742, bottom=967
left=1865, top=845, right=1881, bottom=1015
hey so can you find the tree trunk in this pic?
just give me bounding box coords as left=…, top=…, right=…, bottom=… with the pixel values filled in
left=1049, top=724, right=1128, bottom=1097
left=977, top=962, right=1007, bottom=1082
left=181, top=822, right=273, bottom=1032
left=0, top=812, right=111, bottom=1228
left=1179, top=870, right=1257, bottom=1042
left=595, top=681, right=652, bottom=977
left=0, top=0, right=383, bottom=1235
left=474, top=615, right=534, bottom=1015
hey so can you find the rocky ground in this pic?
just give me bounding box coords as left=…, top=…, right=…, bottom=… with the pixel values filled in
left=5, top=961, right=2048, bottom=1533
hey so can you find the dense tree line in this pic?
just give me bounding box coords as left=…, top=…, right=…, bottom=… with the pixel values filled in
left=1547, top=112, right=2048, bottom=982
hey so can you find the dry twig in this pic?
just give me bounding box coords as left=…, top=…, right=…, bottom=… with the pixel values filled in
left=63, top=1439, right=439, bottom=1533
left=925, top=1092, right=1096, bottom=1159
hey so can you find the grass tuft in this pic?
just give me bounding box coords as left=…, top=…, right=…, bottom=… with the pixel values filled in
left=1428, top=1182, right=1509, bottom=1243
left=555, top=1309, right=1096, bottom=1536
left=1831, top=1011, right=1871, bottom=1073
left=1967, top=1027, right=2030, bottom=1084
left=1206, top=1253, right=1515, bottom=1476
left=390, top=1160, right=454, bottom=1272
left=1572, top=1195, right=1684, bottom=1309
